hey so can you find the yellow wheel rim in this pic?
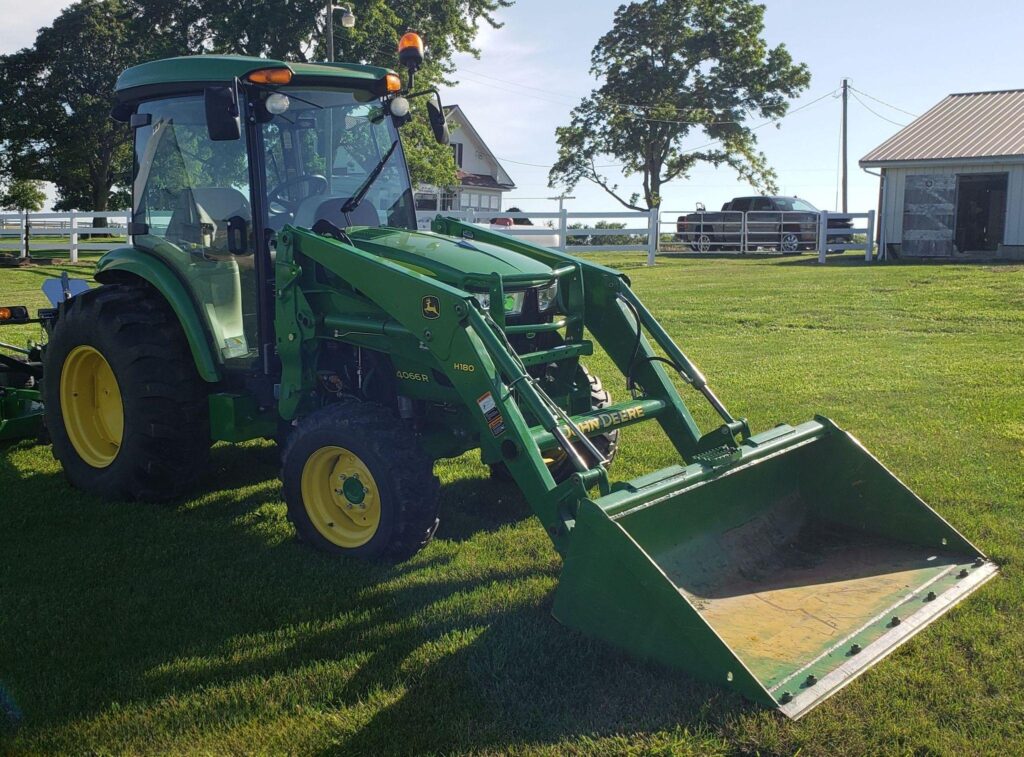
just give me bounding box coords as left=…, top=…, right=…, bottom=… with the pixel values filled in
left=60, top=345, right=124, bottom=468
left=300, top=445, right=382, bottom=548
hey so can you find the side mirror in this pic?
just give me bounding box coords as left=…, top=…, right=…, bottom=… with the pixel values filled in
left=426, top=95, right=449, bottom=145
left=205, top=83, right=241, bottom=141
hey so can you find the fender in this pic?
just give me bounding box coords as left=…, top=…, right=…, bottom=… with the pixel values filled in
left=94, top=246, right=222, bottom=382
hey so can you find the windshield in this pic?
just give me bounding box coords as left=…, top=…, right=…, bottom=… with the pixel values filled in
left=774, top=197, right=819, bottom=212
left=258, top=88, right=416, bottom=232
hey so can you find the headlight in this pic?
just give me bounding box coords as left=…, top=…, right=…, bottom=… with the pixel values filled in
left=474, top=291, right=525, bottom=315
left=537, top=281, right=559, bottom=312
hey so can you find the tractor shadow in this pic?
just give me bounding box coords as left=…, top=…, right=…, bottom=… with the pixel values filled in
left=0, top=441, right=752, bottom=753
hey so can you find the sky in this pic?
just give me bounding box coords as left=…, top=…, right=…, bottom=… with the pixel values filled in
left=4, top=0, right=1024, bottom=214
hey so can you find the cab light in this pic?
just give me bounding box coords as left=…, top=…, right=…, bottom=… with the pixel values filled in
left=385, top=73, right=402, bottom=93
left=398, top=32, right=425, bottom=68
left=246, top=68, right=293, bottom=85
left=0, top=307, right=10, bottom=321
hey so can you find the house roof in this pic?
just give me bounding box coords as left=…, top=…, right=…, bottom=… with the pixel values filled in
left=444, top=104, right=516, bottom=189
left=458, top=171, right=513, bottom=190
left=861, top=89, right=1024, bottom=166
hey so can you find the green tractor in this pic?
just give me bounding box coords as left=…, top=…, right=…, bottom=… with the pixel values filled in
left=0, top=42, right=997, bottom=718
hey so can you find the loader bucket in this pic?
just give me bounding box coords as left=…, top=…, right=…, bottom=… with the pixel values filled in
left=552, top=418, right=997, bottom=718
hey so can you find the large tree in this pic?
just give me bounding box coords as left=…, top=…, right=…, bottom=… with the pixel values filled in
left=0, top=0, right=138, bottom=213
left=131, top=0, right=514, bottom=188
left=0, top=0, right=511, bottom=211
left=549, top=0, right=810, bottom=210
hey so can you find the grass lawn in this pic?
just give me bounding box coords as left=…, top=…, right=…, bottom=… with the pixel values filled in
left=1, top=252, right=1022, bottom=755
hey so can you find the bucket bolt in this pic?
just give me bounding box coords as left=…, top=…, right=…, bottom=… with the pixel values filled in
left=804, top=674, right=817, bottom=687
left=974, top=557, right=985, bottom=567
left=780, top=691, right=793, bottom=704
left=890, top=616, right=901, bottom=627
left=958, top=568, right=970, bottom=579
left=849, top=643, right=862, bottom=656
left=926, top=591, right=937, bottom=602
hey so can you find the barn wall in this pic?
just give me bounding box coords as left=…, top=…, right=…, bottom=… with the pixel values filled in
left=881, top=162, right=1024, bottom=254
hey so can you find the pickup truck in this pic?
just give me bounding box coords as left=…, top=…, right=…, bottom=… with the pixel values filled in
left=676, top=196, right=852, bottom=253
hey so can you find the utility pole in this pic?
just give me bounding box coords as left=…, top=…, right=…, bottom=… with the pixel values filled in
left=547, top=193, right=576, bottom=213
left=841, top=78, right=849, bottom=213
left=325, top=2, right=334, bottom=62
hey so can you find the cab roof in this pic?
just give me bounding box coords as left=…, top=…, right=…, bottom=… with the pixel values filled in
left=114, top=55, right=395, bottom=102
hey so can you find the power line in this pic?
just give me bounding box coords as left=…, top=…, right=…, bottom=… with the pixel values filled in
left=849, top=86, right=919, bottom=118
left=850, top=91, right=908, bottom=128
left=493, top=88, right=839, bottom=173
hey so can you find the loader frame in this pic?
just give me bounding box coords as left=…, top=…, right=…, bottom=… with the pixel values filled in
left=274, top=215, right=753, bottom=552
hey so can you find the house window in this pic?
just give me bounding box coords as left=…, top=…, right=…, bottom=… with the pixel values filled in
left=460, top=192, right=470, bottom=208
left=451, top=143, right=463, bottom=168
left=441, top=191, right=456, bottom=211
left=489, top=194, right=499, bottom=210
left=414, top=192, right=438, bottom=211
left=469, top=193, right=480, bottom=208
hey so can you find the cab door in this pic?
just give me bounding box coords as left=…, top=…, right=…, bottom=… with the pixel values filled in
left=130, top=94, right=262, bottom=367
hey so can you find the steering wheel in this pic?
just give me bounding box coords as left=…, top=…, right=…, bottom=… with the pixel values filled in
left=267, top=174, right=329, bottom=214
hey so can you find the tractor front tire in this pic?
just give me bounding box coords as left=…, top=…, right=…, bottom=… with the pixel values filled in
left=281, top=399, right=440, bottom=561
left=43, top=282, right=210, bottom=501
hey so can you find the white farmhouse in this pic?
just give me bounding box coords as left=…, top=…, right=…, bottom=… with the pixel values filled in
left=414, top=105, right=516, bottom=216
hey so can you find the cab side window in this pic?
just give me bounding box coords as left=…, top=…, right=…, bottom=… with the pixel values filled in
left=134, top=96, right=251, bottom=256
left=131, top=95, right=258, bottom=363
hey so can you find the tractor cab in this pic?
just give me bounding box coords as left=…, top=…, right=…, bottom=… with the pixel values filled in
left=111, top=54, right=436, bottom=366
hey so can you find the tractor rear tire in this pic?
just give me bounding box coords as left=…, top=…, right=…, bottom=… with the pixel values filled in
left=281, top=399, right=440, bottom=561
left=490, top=366, right=619, bottom=484
left=43, top=282, right=210, bottom=501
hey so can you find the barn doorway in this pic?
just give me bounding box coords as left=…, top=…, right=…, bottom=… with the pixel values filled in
left=955, top=173, right=1008, bottom=253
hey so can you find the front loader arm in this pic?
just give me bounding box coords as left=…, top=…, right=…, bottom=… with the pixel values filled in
left=429, top=216, right=751, bottom=462
left=278, top=225, right=597, bottom=550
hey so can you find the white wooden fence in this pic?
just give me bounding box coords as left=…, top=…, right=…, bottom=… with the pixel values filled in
left=416, top=209, right=660, bottom=265
left=0, top=211, right=131, bottom=262
left=659, top=208, right=876, bottom=263
left=1, top=207, right=876, bottom=266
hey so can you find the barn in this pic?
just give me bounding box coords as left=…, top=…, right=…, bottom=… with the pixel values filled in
left=861, top=89, right=1024, bottom=260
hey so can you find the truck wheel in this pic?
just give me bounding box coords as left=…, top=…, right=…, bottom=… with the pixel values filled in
left=779, top=232, right=802, bottom=254
left=490, top=366, right=619, bottom=484
left=693, top=232, right=717, bottom=253
left=43, top=283, right=210, bottom=500
left=282, top=399, right=440, bottom=560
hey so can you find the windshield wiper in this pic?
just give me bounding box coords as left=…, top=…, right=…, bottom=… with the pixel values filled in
left=341, top=139, right=399, bottom=215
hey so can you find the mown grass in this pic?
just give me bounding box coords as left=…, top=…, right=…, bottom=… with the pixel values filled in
left=1, top=252, right=1022, bottom=755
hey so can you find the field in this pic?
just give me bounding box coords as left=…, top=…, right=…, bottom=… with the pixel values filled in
left=1, top=252, right=1022, bottom=755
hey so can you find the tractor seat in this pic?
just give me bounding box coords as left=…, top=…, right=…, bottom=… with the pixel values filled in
left=165, top=187, right=251, bottom=253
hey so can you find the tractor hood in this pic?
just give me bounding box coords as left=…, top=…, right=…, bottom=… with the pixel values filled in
left=344, top=227, right=555, bottom=288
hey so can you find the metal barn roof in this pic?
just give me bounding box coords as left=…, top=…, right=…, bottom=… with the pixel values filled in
left=860, top=89, right=1024, bottom=166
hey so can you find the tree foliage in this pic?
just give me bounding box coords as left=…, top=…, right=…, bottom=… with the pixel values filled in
left=0, top=0, right=139, bottom=211
left=0, top=179, right=47, bottom=212
left=549, top=0, right=810, bottom=210
left=131, top=0, right=512, bottom=188
left=0, top=0, right=511, bottom=210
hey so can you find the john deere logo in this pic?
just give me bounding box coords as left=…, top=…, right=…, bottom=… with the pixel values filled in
left=421, top=296, right=440, bottom=319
